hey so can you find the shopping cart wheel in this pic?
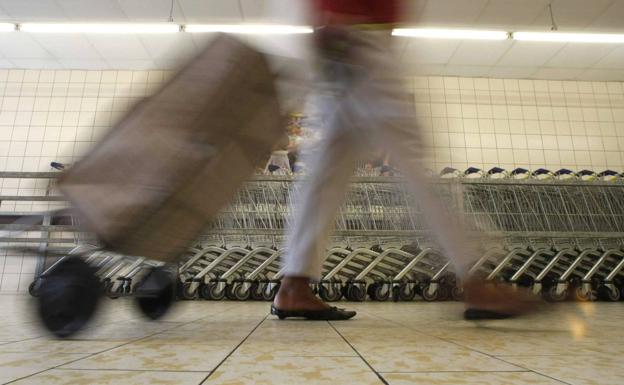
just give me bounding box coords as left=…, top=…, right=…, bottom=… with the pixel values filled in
left=318, top=283, right=342, bottom=302
left=180, top=282, right=198, bottom=300
left=200, top=282, right=226, bottom=301
left=545, top=286, right=568, bottom=302
left=368, top=283, right=390, bottom=301
left=262, top=281, right=280, bottom=301
left=136, top=267, right=176, bottom=320
left=230, top=282, right=251, bottom=301
left=597, top=285, right=620, bottom=301
left=420, top=284, right=439, bottom=302
left=450, top=286, right=464, bottom=301
left=394, top=283, right=417, bottom=301
left=346, top=284, right=366, bottom=302
left=37, top=257, right=100, bottom=338
left=249, top=281, right=264, bottom=301
left=572, top=287, right=592, bottom=302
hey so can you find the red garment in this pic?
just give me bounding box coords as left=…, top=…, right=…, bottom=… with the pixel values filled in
left=312, top=0, right=399, bottom=24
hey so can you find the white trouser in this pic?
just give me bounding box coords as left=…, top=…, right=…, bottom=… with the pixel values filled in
left=282, top=30, right=479, bottom=280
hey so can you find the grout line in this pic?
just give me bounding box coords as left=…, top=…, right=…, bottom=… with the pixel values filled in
left=328, top=321, right=389, bottom=385
left=199, top=314, right=268, bottom=385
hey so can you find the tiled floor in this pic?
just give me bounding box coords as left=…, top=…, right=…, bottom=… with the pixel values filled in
left=0, top=294, right=622, bottom=385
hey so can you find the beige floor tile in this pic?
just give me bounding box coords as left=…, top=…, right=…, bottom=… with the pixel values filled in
left=64, top=341, right=239, bottom=371
left=500, top=354, right=624, bottom=385
left=11, top=369, right=209, bottom=385
left=0, top=352, right=87, bottom=383
left=1, top=338, right=127, bottom=354
left=234, top=337, right=355, bottom=357
left=382, top=372, right=566, bottom=385
left=204, top=355, right=383, bottom=385
left=353, top=342, right=524, bottom=372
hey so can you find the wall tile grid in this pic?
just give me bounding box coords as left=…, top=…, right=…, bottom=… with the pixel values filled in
left=1, top=69, right=623, bottom=291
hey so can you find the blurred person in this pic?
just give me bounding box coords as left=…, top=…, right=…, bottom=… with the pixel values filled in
left=271, top=0, right=543, bottom=321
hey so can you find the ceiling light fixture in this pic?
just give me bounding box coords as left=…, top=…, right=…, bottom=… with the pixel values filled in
left=185, top=24, right=313, bottom=34
left=0, top=23, right=15, bottom=32
left=392, top=28, right=509, bottom=40
left=19, top=23, right=180, bottom=34
left=513, top=31, right=624, bottom=43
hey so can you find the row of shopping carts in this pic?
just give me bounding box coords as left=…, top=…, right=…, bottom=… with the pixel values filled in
left=2, top=169, right=624, bottom=303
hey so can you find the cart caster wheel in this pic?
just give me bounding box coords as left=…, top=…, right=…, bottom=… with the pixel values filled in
left=233, top=283, right=251, bottom=301
left=135, top=267, right=176, bottom=320
left=262, top=282, right=280, bottom=301
left=37, top=258, right=100, bottom=338
left=201, top=282, right=225, bottom=301
left=573, top=286, right=592, bottom=302
left=29, top=280, right=40, bottom=297
left=451, top=286, right=464, bottom=301
left=249, top=282, right=264, bottom=301
left=180, top=282, right=198, bottom=300
left=597, top=285, right=620, bottom=301
left=421, top=284, right=439, bottom=301
left=318, top=284, right=342, bottom=302
left=368, top=283, right=390, bottom=301
left=394, top=283, right=416, bottom=301
left=545, top=286, right=568, bottom=302
left=346, top=284, right=366, bottom=302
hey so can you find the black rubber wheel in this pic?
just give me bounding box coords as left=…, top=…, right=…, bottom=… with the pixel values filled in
left=28, top=279, right=40, bottom=297
left=450, top=286, right=464, bottom=301
left=421, top=284, right=439, bottom=301
left=180, top=282, right=197, bottom=300
left=346, top=284, right=366, bottom=302
left=202, top=282, right=225, bottom=301
left=573, top=286, right=592, bottom=302
left=318, top=283, right=342, bottom=302
left=369, top=283, right=390, bottom=301
left=37, top=258, right=100, bottom=338
left=249, top=281, right=264, bottom=301
left=262, top=282, right=280, bottom=301
left=545, top=286, right=568, bottom=302
left=233, top=283, right=251, bottom=301
left=597, top=285, right=620, bottom=301
left=136, top=267, right=176, bottom=320
left=397, top=283, right=417, bottom=301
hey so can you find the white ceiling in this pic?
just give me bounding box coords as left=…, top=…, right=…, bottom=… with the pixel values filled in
left=0, top=0, right=622, bottom=80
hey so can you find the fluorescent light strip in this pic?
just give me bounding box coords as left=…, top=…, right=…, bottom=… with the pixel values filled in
left=0, top=23, right=15, bottom=32
left=185, top=24, right=313, bottom=34
left=513, top=31, right=624, bottom=43
left=20, top=23, right=180, bottom=34
left=393, top=28, right=509, bottom=40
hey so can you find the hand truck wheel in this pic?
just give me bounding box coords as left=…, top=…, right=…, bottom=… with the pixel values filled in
left=37, top=257, right=100, bottom=338
left=135, top=266, right=176, bottom=320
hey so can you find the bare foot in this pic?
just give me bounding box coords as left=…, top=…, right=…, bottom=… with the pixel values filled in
left=273, top=277, right=330, bottom=311
left=463, top=278, right=546, bottom=319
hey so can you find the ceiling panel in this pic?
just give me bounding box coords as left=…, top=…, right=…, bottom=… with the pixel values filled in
left=442, top=65, right=492, bottom=77
left=0, top=0, right=67, bottom=21
left=497, top=41, right=564, bottom=67
left=448, top=40, right=512, bottom=66
left=9, top=58, right=62, bottom=68
left=177, top=0, right=241, bottom=22
left=87, top=35, right=151, bottom=60
left=476, top=0, right=548, bottom=28
left=530, top=0, right=614, bottom=30
left=139, top=34, right=197, bottom=62
left=414, top=0, right=488, bottom=26
left=403, top=39, right=461, bottom=64
left=0, top=33, right=51, bottom=59
left=58, top=58, right=110, bottom=69
left=588, top=0, right=624, bottom=31
left=116, top=0, right=180, bottom=22
left=580, top=68, right=624, bottom=81
left=31, top=34, right=102, bottom=59
left=531, top=67, right=586, bottom=80
left=546, top=44, right=617, bottom=68
left=56, top=0, right=127, bottom=21
left=488, top=66, right=538, bottom=79
left=594, top=46, right=624, bottom=69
